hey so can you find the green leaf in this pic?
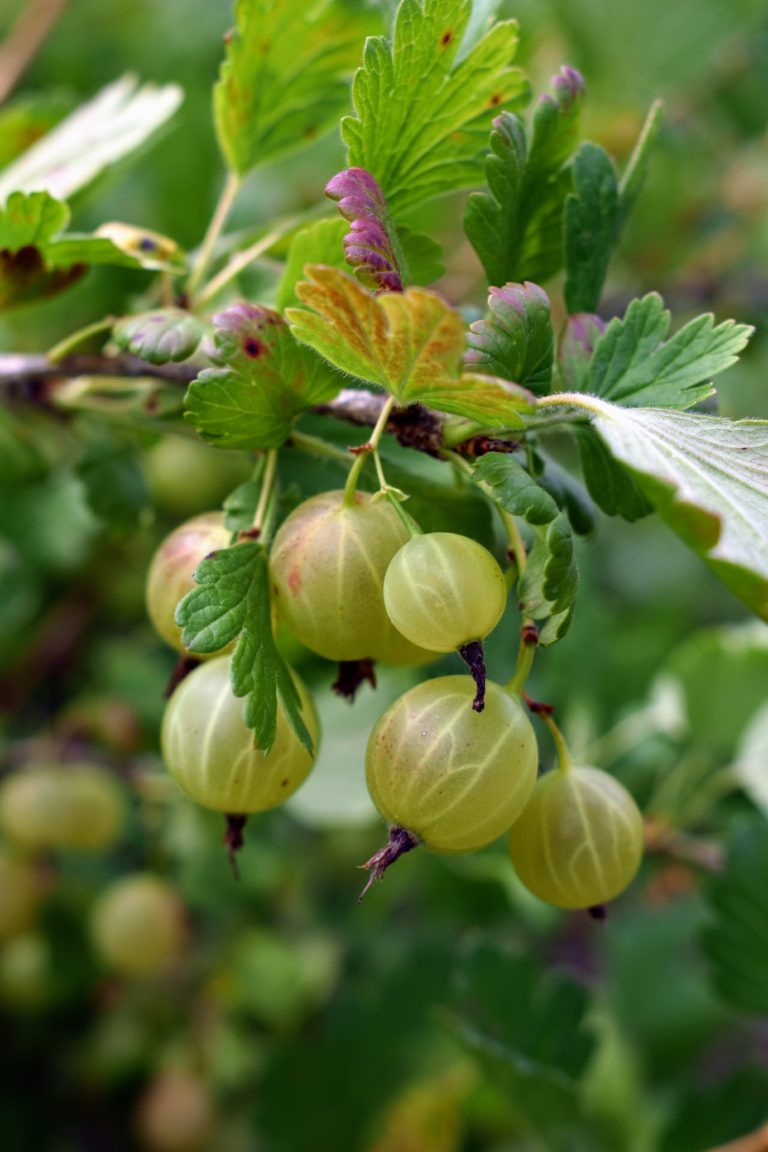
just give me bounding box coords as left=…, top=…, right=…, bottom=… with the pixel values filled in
left=113, top=310, right=207, bottom=365
left=0, top=192, right=181, bottom=310
left=466, top=282, right=554, bottom=392
left=701, top=817, right=768, bottom=1014
left=563, top=142, right=620, bottom=314
left=275, top=219, right=348, bottom=312
left=0, top=76, right=182, bottom=204
left=214, top=0, right=367, bottom=176
left=287, top=265, right=535, bottom=426
left=474, top=452, right=560, bottom=526
left=473, top=452, right=578, bottom=642
left=572, top=398, right=768, bottom=619
left=76, top=434, right=149, bottom=534
left=733, top=702, right=768, bottom=818
left=450, top=936, right=595, bottom=1132
left=342, top=0, right=528, bottom=219
left=558, top=312, right=606, bottom=392
left=661, top=1068, right=768, bottom=1152
left=464, top=67, right=584, bottom=286
left=176, top=542, right=313, bottom=754
left=576, top=426, right=654, bottom=521
left=398, top=228, right=444, bottom=286
left=185, top=302, right=341, bottom=450
left=583, top=293, right=753, bottom=409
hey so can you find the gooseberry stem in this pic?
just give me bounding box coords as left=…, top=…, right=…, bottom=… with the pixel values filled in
left=538, top=709, right=573, bottom=774
left=343, top=394, right=396, bottom=506
left=506, top=627, right=537, bottom=697
left=48, top=316, right=115, bottom=362
left=251, top=448, right=279, bottom=537
left=358, top=825, right=420, bottom=901
left=187, top=172, right=241, bottom=299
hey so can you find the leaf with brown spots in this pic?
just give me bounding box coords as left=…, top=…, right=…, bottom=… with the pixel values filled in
left=287, top=265, right=535, bottom=427
left=342, top=0, right=529, bottom=218
left=214, top=0, right=374, bottom=175
left=185, top=302, right=341, bottom=450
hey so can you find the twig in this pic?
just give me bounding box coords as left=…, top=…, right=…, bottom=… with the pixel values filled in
left=0, top=0, right=70, bottom=104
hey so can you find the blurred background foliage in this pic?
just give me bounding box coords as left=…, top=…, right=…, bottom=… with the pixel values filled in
left=1, top=0, right=768, bottom=1150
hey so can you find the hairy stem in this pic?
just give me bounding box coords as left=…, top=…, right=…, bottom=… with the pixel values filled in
left=343, top=394, right=396, bottom=505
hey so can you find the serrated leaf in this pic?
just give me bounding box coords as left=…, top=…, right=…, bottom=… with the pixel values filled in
left=464, top=68, right=584, bottom=287
left=288, top=265, right=535, bottom=426
left=176, top=541, right=312, bottom=754
left=563, top=143, right=620, bottom=315
left=185, top=303, right=341, bottom=450
left=572, top=398, right=768, bottom=619
left=701, top=817, right=768, bottom=1014
left=76, top=434, right=149, bottom=533
left=519, top=513, right=578, bottom=644
left=450, top=936, right=594, bottom=1132
left=113, top=310, right=206, bottom=365
left=214, top=0, right=367, bottom=175
left=325, top=167, right=406, bottom=292
left=397, top=228, right=444, bottom=287
left=275, top=219, right=348, bottom=312
left=473, top=453, right=578, bottom=642
left=342, top=0, right=528, bottom=219
left=474, top=452, right=560, bottom=526
left=535, top=453, right=596, bottom=536
left=466, top=282, right=553, bottom=392
left=0, top=75, right=182, bottom=204
left=583, top=293, right=753, bottom=409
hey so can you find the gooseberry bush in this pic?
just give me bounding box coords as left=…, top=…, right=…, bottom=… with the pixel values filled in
left=3, top=0, right=768, bottom=1147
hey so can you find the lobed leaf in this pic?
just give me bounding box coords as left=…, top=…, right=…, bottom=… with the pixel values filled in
left=342, top=0, right=528, bottom=219
left=563, top=143, right=620, bottom=315
left=325, top=167, right=406, bottom=292
left=0, top=76, right=182, bottom=204
left=176, top=541, right=313, bottom=754
left=556, top=395, right=768, bottom=618
left=214, top=0, right=368, bottom=175
left=473, top=453, right=578, bottom=642
left=583, top=293, right=753, bottom=409
left=466, top=282, right=554, bottom=393
left=701, top=817, right=768, bottom=1015
left=288, top=265, right=535, bottom=426
left=275, top=219, right=349, bottom=312
left=185, top=303, right=341, bottom=449
left=464, top=67, right=585, bottom=286
left=557, top=312, right=606, bottom=392
left=113, top=309, right=206, bottom=365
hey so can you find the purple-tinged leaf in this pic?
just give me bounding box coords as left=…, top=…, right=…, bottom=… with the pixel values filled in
left=466, top=283, right=553, bottom=393
left=185, top=303, right=340, bottom=449
left=558, top=312, right=606, bottom=392
left=326, top=167, right=405, bottom=293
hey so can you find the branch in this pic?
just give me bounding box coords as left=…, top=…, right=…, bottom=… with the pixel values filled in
left=0, top=354, right=522, bottom=459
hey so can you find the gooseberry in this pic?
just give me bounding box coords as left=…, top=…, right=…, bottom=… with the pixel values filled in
left=0, top=762, right=125, bottom=853
left=507, top=765, right=644, bottom=909
left=90, top=874, right=187, bottom=977
left=160, top=656, right=319, bottom=814
left=270, top=490, right=438, bottom=664
left=145, top=512, right=231, bottom=654
left=363, top=675, right=538, bottom=889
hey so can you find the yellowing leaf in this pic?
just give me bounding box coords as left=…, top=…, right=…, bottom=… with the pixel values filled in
left=287, top=265, right=534, bottom=427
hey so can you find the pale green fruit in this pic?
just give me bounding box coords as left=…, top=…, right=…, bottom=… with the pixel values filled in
left=0, top=853, right=40, bottom=941
left=0, top=763, right=125, bottom=853
left=383, top=532, right=507, bottom=652
left=145, top=512, right=231, bottom=654
left=366, top=676, right=538, bottom=853
left=508, top=766, right=644, bottom=908
left=270, top=490, right=438, bottom=663
left=91, top=875, right=186, bottom=977
left=161, top=656, right=319, bottom=813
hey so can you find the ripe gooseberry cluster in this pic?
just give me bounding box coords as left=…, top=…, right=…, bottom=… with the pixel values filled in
left=147, top=455, right=645, bottom=913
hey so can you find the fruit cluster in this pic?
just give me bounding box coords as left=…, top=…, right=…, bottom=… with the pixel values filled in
left=148, top=486, right=644, bottom=912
